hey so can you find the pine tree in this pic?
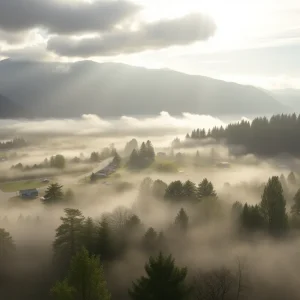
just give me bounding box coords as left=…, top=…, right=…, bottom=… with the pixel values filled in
left=146, top=140, right=155, bottom=162
left=96, top=219, right=114, bottom=261
left=51, top=247, right=111, bottom=300
left=182, top=180, right=196, bottom=200
left=129, top=252, right=190, bottom=300
left=152, top=179, right=168, bottom=198
left=112, top=151, right=121, bottom=167
left=287, top=171, right=297, bottom=185
left=53, top=208, right=85, bottom=264
left=174, top=208, right=189, bottom=232
left=196, top=179, right=216, bottom=200
left=164, top=181, right=184, bottom=201
left=128, top=149, right=140, bottom=169
left=260, top=176, right=288, bottom=236
left=142, top=227, right=158, bottom=253
left=43, top=183, right=64, bottom=204
left=0, top=228, right=15, bottom=262
left=82, top=217, right=97, bottom=254
left=291, top=188, right=300, bottom=216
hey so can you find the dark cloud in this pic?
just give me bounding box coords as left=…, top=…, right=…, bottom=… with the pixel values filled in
left=0, top=0, right=139, bottom=34
left=47, top=13, right=217, bottom=57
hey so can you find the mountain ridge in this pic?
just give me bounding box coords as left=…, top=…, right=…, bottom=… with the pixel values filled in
left=0, top=59, right=290, bottom=118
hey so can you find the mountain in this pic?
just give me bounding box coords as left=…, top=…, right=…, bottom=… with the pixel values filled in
left=0, top=59, right=290, bottom=118
left=271, top=89, right=300, bottom=112
left=0, top=93, right=24, bottom=118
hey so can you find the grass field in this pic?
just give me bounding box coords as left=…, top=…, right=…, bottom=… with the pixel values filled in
left=0, top=180, right=49, bottom=193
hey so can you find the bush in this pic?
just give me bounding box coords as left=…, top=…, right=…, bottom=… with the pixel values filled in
left=154, top=161, right=178, bottom=173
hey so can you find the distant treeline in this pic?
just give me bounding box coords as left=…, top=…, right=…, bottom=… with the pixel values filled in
left=0, top=138, right=27, bottom=150
left=187, top=114, right=300, bottom=156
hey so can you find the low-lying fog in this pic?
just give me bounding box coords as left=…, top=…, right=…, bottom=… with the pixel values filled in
left=0, top=112, right=299, bottom=300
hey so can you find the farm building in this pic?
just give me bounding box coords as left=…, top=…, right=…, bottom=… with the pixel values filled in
left=19, top=188, right=38, bottom=199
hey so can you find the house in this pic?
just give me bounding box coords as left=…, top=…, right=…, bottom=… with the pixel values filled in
left=19, top=188, right=39, bottom=199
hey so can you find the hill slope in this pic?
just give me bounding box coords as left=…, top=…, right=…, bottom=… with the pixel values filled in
left=0, top=93, right=24, bottom=118
left=0, top=59, right=289, bottom=118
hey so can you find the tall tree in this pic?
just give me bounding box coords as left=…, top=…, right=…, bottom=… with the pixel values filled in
left=146, top=140, right=155, bottom=162
left=291, top=188, right=300, bottom=217
left=152, top=179, right=168, bottom=198
left=196, top=178, right=217, bottom=200
left=164, top=181, right=184, bottom=201
left=287, top=171, right=297, bottom=185
left=51, top=247, right=111, bottom=300
left=260, top=176, right=288, bottom=236
left=96, top=219, right=114, bottom=261
left=129, top=252, right=190, bottom=300
left=43, top=183, right=64, bottom=205
left=0, top=228, right=15, bottom=262
left=174, top=208, right=189, bottom=233
left=182, top=180, right=196, bottom=200
left=53, top=208, right=85, bottom=264
left=82, top=217, right=97, bottom=255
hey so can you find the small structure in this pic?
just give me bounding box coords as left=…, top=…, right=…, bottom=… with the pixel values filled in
left=19, top=188, right=38, bottom=199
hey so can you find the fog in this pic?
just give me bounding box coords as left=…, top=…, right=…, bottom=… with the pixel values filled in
left=0, top=114, right=300, bottom=300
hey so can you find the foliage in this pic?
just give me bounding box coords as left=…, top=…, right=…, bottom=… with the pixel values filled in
left=124, top=139, right=138, bottom=156
left=154, top=161, right=178, bottom=173
left=50, top=154, right=66, bottom=169
left=128, top=140, right=155, bottom=169
left=43, top=183, right=64, bottom=205
left=174, top=208, right=189, bottom=233
left=188, top=114, right=300, bottom=156
left=129, top=252, right=190, bottom=300
left=53, top=208, right=85, bottom=263
left=196, top=178, right=217, bottom=200
left=51, top=247, right=111, bottom=300
left=260, top=176, right=288, bottom=236
left=0, top=228, right=15, bottom=261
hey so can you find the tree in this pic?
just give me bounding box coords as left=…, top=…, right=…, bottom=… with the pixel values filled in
left=128, top=149, right=140, bottom=169
left=51, top=247, right=111, bottom=300
left=291, top=188, right=300, bottom=217
left=287, top=171, right=297, bottom=185
left=90, top=152, right=100, bottom=163
left=50, top=154, right=66, bottom=169
left=124, top=139, right=138, bottom=156
left=51, top=280, right=75, bottom=300
left=0, top=228, right=15, bottom=262
left=53, top=208, right=85, bottom=263
left=112, top=151, right=121, bottom=167
left=43, top=183, right=64, bottom=205
left=64, top=189, right=75, bottom=203
left=182, top=180, right=196, bottom=200
left=174, top=208, right=189, bottom=233
left=196, top=179, right=217, bottom=200
left=240, top=204, right=265, bottom=232
left=139, top=177, right=153, bottom=197
left=260, top=176, right=288, bottom=236
left=96, top=218, right=114, bottom=261
left=152, top=179, right=168, bottom=198
left=142, top=227, right=158, bottom=253
left=146, top=140, right=155, bottom=162
left=164, top=180, right=184, bottom=201
left=129, top=252, right=190, bottom=300
left=82, top=217, right=97, bottom=255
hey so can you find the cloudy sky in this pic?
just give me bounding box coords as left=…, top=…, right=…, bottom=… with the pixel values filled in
left=0, top=0, right=299, bottom=89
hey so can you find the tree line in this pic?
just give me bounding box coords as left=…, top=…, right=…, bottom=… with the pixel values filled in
left=187, top=114, right=300, bottom=156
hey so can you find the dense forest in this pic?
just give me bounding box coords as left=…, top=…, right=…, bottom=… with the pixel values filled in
left=187, top=114, right=300, bottom=156
left=2, top=172, right=300, bottom=300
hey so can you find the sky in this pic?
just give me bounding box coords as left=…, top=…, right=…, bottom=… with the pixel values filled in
left=0, top=0, right=299, bottom=90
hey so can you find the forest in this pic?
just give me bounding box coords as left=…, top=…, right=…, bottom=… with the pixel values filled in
left=187, top=114, right=300, bottom=156
left=2, top=170, right=300, bottom=300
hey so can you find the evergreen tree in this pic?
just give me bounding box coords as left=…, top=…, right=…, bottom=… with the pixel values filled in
left=129, top=252, right=190, bottom=300
left=53, top=208, right=85, bottom=263
left=240, top=204, right=265, bottom=232
left=51, top=247, right=111, bottom=300
left=146, top=140, right=155, bottom=162
left=174, top=208, right=189, bottom=233
left=112, top=151, right=121, bottom=167
left=182, top=180, right=196, bottom=200
left=287, top=171, right=297, bottom=185
left=90, top=152, right=100, bottom=163
left=164, top=181, right=184, bottom=201
left=82, top=217, right=97, bottom=255
left=142, top=227, right=158, bottom=253
left=43, top=183, right=64, bottom=205
left=139, top=177, right=153, bottom=197
left=124, top=139, right=138, bottom=156
left=152, top=179, right=168, bottom=198
left=0, top=228, right=15, bottom=262
left=291, top=188, right=300, bottom=217
left=128, top=149, right=140, bottom=169
left=96, top=219, right=114, bottom=261
left=196, top=179, right=217, bottom=200
left=260, top=176, right=288, bottom=236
